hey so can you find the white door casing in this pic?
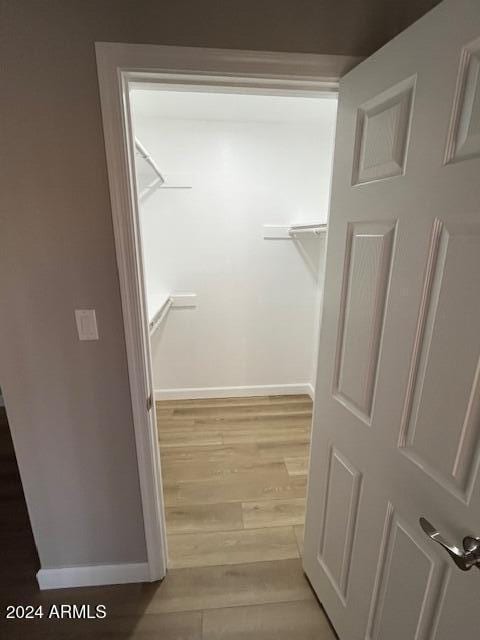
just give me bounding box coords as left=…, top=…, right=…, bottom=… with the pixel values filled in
left=96, top=43, right=359, bottom=586
left=304, top=1, right=480, bottom=639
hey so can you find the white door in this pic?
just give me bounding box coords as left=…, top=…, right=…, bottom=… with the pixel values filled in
left=304, top=1, right=480, bottom=638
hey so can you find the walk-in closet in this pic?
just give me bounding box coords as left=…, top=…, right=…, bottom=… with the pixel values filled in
left=130, top=88, right=337, bottom=568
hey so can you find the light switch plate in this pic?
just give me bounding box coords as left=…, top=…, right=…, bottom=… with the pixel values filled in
left=75, top=309, right=99, bottom=341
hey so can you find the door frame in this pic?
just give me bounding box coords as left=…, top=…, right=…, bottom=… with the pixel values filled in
left=95, top=42, right=360, bottom=581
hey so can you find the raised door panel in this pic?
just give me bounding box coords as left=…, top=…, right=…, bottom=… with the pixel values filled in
left=334, top=221, right=396, bottom=423
left=400, top=220, right=480, bottom=501
left=366, top=507, right=444, bottom=640
left=433, top=569, right=479, bottom=640
left=446, top=37, right=480, bottom=164
left=318, top=448, right=362, bottom=603
left=352, top=77, right=415, bottom=185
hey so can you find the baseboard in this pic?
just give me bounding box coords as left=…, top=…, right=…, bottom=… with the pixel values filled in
left=155, top=383, right=314, bottom=401
left=37, top=562, right=150, bottom=590
left=306, top=383, right=315, bottom=400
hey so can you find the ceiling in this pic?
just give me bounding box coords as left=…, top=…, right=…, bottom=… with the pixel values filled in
left=130, top=89, right=338, bottom=124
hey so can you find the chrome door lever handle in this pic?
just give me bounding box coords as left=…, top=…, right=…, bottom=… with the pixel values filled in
left=420, top=517, right=480, bottom=571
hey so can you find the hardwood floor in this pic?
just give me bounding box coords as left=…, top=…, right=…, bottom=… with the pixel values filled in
left=0, top=407, right=39, bottom=594
left=157, top=394, right=312, bottom=569
left=151, top=394, right=335, bottom=638
left=2, top=396, right=336, bottom=639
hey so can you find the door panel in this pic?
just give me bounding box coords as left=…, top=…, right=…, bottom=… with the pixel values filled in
left=334, top=221, right=396, bottom=423
left=434, top=569, right=480, bottom=640
left=399, top=220, right=480, bottom=501
left=304, top=2, right=480, bottom=638
left=352, top=77, right=415, bottom=185
left=366, top=508, right=444, bottom=640
left=318, top=447, right=361, bottom=602
left=445, top=37, right=480, bottom=164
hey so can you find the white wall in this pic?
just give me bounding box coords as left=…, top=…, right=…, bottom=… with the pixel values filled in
left=132, top=93, right=337, bottom=397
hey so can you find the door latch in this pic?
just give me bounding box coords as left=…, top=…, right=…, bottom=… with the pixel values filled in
left=146, top=393, right=153, bottom=412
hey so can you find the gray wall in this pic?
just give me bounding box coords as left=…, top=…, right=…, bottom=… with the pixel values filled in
left=0, top=0, right=440, bottom=570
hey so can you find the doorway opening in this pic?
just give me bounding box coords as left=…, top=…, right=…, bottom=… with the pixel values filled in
left=95, top=43, right=353, bottom=581
left=0, top=392, right=40, bottom=589
left=128, top=86, right=337, bottom=569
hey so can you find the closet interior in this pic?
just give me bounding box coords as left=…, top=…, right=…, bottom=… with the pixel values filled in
left=130, top=87, right=337, bottom=568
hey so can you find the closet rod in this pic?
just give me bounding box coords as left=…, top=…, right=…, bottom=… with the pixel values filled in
left=135, top=137, right=165, bottom=185
left=288, top=223, right=327, bottom=236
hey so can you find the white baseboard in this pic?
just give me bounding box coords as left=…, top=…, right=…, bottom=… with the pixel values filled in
left=37, top=562, right=150, bottom=590
left=155, top=383, right=314, bottom=401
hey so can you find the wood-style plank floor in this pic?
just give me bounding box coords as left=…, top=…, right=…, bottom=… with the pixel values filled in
left=157, top=394, right=312, bottom=569
left=2, top=397, right=336, bottom=639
